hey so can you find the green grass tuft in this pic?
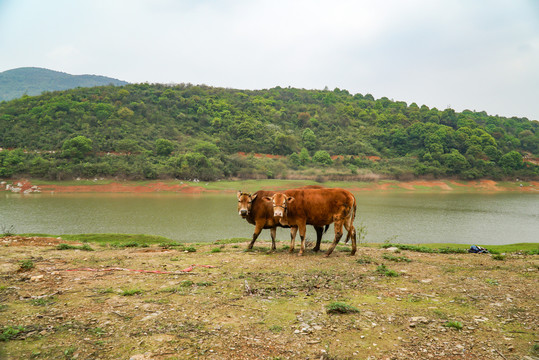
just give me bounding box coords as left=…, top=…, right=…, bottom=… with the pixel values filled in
left=326, top=302, right=360, bottom=315
left=444, top=321, right=463, bottom=330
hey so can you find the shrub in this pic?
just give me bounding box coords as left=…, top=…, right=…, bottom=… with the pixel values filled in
left=492, top=254, right=506, bottom=261
left=326, top=302, right=360, bottom=315
left=376, top=264, right=399, bottom=277
left=444, top=321, right=463, bottom=330
left=18, top=259, right=34, bottom=271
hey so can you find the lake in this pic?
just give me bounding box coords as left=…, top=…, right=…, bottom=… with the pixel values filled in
left=1, top=192, right=537, bottom=245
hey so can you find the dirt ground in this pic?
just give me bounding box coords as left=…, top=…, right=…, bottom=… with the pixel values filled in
left=1, top=237, right=537, bottom=360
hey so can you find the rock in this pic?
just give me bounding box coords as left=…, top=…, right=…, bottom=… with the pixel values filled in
left=421, top=279, right=433, bottom=283
left=385, top=247, right=400, bottom=252
left=410, top=316, right=429, bottom=324
left=30, top=275, right=44, bottom=282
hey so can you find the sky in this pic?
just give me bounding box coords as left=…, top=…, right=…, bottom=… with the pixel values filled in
left=1, top=0, right=538, bottom=120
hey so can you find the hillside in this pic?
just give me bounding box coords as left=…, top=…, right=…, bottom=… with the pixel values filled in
left=0, top=67, right=128, bottom=102
left=0, top=83, right=537, bottom=181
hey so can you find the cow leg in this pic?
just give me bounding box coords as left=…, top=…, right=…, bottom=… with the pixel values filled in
left=270, top=227, right=277, bottom=251
left=344, top=222, right=357, bottom=256
left=298, top=223, right=307, bottom=256
left=313, top=226, right=323, bottom=252
left=325, top=220, right=344, bottom=257
left=248, top=222, right=264, bottom=249
left=289, top=227, right=297, bottom=253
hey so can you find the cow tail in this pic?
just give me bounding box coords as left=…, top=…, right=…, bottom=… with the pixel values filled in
left=345, top=197, right=357, bottom=244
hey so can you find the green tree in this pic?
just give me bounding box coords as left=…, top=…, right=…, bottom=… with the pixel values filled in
left=62, top=136, right=93, bottom=159
left=313, top=150, right=333, bottom=166
left=302, top=128, right=317, bottom=152
left=299, top=148, right=310, bottom=165
left=499, top=151, right=523, bottom=172
left=155, top=138, right=174, bottom=157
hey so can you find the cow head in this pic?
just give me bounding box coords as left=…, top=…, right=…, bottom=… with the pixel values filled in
left=263, top=193, right=294, bottom=218
left=237, top=191, right=257, bottom=218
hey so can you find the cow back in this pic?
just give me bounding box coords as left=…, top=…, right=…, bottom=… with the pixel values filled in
left=283, top=188, right=355, bottom=226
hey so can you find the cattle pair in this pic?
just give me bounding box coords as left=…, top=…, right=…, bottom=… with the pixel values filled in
left=237, top=187, right=357, bottom=257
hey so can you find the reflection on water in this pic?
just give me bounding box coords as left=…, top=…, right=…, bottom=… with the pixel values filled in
left=1, top=192, right=537, bottom=245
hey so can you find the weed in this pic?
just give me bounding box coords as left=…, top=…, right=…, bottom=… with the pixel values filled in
left=180, top=280, right=194, bottom=287
left=185, top=246, right=197, bottom=252
left=326, top=302, right=360, bottom=315
left=432, top=309, right=448, bottom=319
left=19, top=259, right=34, bottom=271
left=356, top=255, right=375, bottom=264
left=31, top=296, right=56, bottom=306
left=337, top=246, right=351, bottom=252
left=96, top=287, right=114, bottom=294
left=382, top=243, right=467, bottom=254
left=376, top=264, right=399, bottom=277
left=56, top=243, right=94, bottom=251
left=383, top=254, right=411, bottom=263
left=1, top=325, right=25, bottom=341
left=269, top=325, right=283, bottom=333
left=196, top=281, right=213, bottom=287
left=492, top=254, right=506, bottom=261
left=356, top=222, right=368, bottom=244
left=1, top=224, right=16, bottom=237
left=88, top=327, right=106, bottom=337
left=210, top=247, right=222, bottom=253
left=485, top=278, right=499, bottom=286
left=64, top=346, right=77, bottom=359
left=444, top=321, right=463, bottom=330
left=121, top=288, right=143, bottom=296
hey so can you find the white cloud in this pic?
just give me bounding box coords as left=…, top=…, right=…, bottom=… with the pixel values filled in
left=0, top=0, right=538, bottom=119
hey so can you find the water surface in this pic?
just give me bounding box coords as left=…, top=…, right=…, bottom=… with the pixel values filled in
left=1, top=192, right=537, bottom=245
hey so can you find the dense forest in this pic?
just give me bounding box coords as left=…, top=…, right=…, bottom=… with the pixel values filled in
left=0, top=83, right=537, bottom=181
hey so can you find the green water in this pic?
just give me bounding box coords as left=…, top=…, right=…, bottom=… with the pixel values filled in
left=1, top=192, right=537, bottom=245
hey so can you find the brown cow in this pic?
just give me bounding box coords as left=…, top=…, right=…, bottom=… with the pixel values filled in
left=263, top=188, right=357, bottom=257
left=237, top=190, right=326, bottom=251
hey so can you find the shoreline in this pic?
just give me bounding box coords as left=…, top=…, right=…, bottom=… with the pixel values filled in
left=1, top=178, right=538, bottom=194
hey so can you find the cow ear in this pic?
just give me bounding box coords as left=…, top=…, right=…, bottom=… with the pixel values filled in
left=262, top=196, right=272, bottom=202
left=287, top=196, right=295, bottom=203
left=237, top=191, right=242, bottom=200
left=251, top=193, right=258, bottom=201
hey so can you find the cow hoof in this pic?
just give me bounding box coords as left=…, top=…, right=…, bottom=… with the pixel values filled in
left=312, top=248, right=320, bottom=252
left=298, top=252, right=304, bottom=256
left=324, top=253, right=331, bottom=258
left=350, top=251, right=356, bottom=256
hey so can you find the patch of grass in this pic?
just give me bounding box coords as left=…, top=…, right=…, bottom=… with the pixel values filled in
left=356, top=255, right=375, bottom=264
left=120, top=288, right=144, bottom=296
left=180, top=280, right=194, bottom=287
left=214, top=238, right=249, bottom=245
left=19, top=259, right=35, bottom=271
left=0, top=326, right=26, bottom=341
left=184, top=246, right=197, bottom=252
left=196, top=282, right=213, bottom=287
left=96, top=287, right=114, bottom=294
left=21, top=233, right=175, bottom=246
left=432, top=309, right=448, bottom=319
left=337, top=246, right=351, bottom=252
left=444, top=321, right=463, bottom=330
left=326, top=302, right=360, bottom=315
left=376, top=264, right=399, bottom=277
left=269, top=325, right=283, bottom=333
left=485, top=278, right=499, bottom=286
left=210, top=247, right=222, bottom=253
left=56, top=243, right=94, bottom=251
left=31, top=296, right=56, bottom=306
left=491, top=254, right=506, bottom=261
left=88, top=327, right=106, bottom=337
left=382, top=243, right=467, bottom=254
left=382, top=254, right=412, bottom=263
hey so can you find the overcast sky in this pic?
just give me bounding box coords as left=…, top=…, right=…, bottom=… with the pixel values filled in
left=1, top=0, right=538, bottom=120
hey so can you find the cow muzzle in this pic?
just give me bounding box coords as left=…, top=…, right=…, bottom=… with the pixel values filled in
left=273, top=208, right=284, bottom=218
left=239, top=209, right=248, bottom=217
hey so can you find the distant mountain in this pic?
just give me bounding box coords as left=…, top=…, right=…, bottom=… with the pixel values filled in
left=0, top=67, right=128, bottom=101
